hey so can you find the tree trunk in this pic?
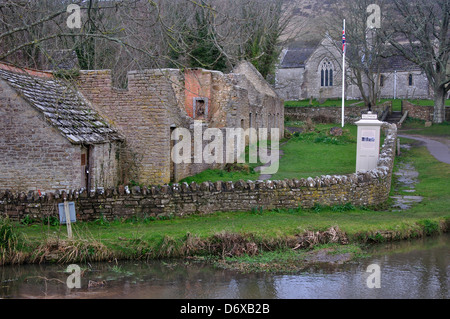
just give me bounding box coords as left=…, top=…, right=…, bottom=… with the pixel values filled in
left=433, top=86, right=446, bottom=123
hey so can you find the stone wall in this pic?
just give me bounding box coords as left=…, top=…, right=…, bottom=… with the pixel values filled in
left=402, top=100, right=433, bottom=121
left=275, top=67, right=304, bottom=101
left=0, top=124, right=397, bottom=222
left=379, top=71, right=430, bottom=100
left=77, top=69, right=184, bottom=186
left=232, top=61, right=285, bottom=138
left=0, top=78, right=83, bottom=192
left=402, top=100, right=450, bottom=122
left=285, top=101, right=392, bottom=124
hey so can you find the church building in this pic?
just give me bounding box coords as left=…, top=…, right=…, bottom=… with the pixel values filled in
left=275, top=37, right=431, bottom=101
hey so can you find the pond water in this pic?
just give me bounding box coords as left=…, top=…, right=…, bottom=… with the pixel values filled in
left=1, top=234, right=448, bottom=299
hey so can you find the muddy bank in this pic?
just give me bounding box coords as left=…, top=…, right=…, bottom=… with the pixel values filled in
left=2, top=219, right=448, bottom=269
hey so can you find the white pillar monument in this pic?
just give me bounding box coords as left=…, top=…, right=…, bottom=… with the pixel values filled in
left=355, top=111, right=383, bottom=172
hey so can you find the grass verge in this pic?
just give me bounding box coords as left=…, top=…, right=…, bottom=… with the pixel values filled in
left=400, top=118, right=450, bottom=137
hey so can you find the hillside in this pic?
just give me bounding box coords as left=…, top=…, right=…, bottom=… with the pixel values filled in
left=281, top=0, right=340, bottom=45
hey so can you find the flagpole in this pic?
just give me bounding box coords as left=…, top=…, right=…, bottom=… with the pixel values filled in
left=341, top=19, right=346, bottom=128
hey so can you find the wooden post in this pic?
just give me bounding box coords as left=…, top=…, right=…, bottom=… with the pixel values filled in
left=64, top=200, right=73, bottom=239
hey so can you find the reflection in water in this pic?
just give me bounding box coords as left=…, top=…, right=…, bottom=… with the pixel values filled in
left=1, top=234, right=448, bottom=299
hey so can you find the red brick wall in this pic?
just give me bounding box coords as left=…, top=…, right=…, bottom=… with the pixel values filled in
left=184, top=69, right=212, bottom=119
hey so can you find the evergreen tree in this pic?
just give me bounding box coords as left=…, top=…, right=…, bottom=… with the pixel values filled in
left=187, top=8, right=227, bottom=72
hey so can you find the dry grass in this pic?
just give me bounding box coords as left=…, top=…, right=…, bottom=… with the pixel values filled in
left=29, top=238, right=113, bottom=264
left=294, top=226, right=349, bottom=250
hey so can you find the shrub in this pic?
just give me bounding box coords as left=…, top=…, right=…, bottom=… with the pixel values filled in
left=417, top=219, right=440, bottom=236
left=0, top=218, right=20, bottom=250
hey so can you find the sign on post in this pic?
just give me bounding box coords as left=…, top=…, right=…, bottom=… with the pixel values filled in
left=58, top=201, right=76, bottom=239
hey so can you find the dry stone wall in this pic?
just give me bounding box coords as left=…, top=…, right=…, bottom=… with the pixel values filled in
left=0, top=124, right=397, bottom=222
left=402, top=100, right=450, bottom=122
left=285, top=102, right=392, bottom=124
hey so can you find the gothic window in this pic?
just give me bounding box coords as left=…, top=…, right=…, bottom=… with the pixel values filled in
left=320, top=59, right=334, bottom=87
left=380, top=74, right=385, bottom=87
left=408, top=74, right=413, bottom=86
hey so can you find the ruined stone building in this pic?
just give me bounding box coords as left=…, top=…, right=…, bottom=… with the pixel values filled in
left=275, top=37, right=431, bottom=101
left=0, top=61, right=284, bottom=193
left=76, top=60, right=284, bottom=187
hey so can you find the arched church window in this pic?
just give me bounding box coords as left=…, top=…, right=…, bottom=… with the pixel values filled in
left=320, top=60, right=333, bottom=87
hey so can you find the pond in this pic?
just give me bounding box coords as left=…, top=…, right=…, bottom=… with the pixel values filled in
left=1, top=234, right=448, bottom=299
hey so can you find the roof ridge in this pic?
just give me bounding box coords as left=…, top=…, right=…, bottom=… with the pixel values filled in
left=0, top=66, right=123, bottom=145
left=0, top=62, right=53, bottom=79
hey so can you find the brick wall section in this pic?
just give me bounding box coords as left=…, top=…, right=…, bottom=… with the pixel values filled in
left=285, top=102, right=391, bottom=124
left=0, top=124, right=397, bottom=222
left=0, top=79, right=83, bottom=192
left=184, top=69, right=212, bottom=119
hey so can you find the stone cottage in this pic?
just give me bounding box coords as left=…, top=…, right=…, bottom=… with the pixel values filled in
left=275, top=37, right=431, bottom=101
left=0, top=63, right=123, bottom=193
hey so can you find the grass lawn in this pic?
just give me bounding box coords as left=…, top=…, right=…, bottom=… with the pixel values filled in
left=285, top=99, right=363, bottom=108
left=179, top=124, right=359, bottom=183
left=397, top=137, right=450, bottom=213
left=407, top=99, right=450, bottom=107
left=178, top=166, right=260, bottom=184
left=400, top=118, right=450, bottom=137
left=271, top=124, right=357, bottom=180
left=285, top=98, right=449, bottom=112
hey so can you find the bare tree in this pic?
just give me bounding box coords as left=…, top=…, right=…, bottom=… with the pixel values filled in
left=383, top=0, right=450, bottom=123
left=0, top=0, right=294, bottom=86
left=325, top=0, right=391, bottom=107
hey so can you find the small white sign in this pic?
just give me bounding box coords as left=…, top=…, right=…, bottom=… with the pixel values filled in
left=58, top=202, right=76, bottom=224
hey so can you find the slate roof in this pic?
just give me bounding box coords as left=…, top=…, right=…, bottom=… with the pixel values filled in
left=378, top=54, right=422, bottom=73
left=280, top=40, right=422, bottom=73
left=279, top=47, right=316, bottom=68
left=0, top=66, right=122, bottom=145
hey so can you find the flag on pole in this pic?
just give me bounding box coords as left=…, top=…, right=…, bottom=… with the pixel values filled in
left=342, top=26, right=346, bottom=52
